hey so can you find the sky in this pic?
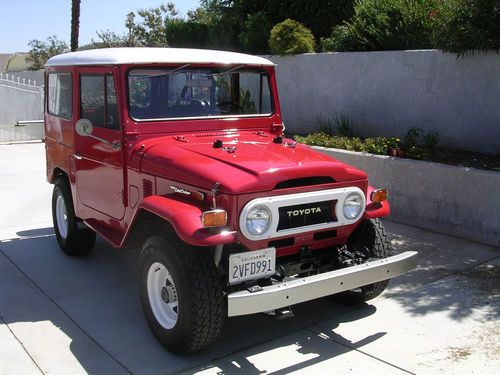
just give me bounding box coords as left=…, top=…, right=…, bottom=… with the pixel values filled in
left=0, top=0, right=201, bottom=53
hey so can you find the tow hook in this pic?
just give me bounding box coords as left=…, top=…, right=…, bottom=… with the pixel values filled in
left=264, top=306, right=294, bottom=320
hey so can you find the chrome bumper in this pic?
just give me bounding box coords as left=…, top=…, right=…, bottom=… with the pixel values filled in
left=227, top=251, right=418, bottom=317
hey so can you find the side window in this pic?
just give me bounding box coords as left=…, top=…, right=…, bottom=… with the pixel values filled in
left=48, top=73, right=72, bottom=119
left=80, top=74, right=119, bottom=129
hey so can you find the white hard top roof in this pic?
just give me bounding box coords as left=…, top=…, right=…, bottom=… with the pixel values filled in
left=45, top=47, right=275, bottom=67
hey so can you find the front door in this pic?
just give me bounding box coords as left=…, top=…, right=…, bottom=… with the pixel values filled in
left=74, top=69, right=125, bottom=220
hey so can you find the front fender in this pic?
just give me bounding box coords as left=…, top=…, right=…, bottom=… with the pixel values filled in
left=129, top=195, right=237, bottom=247
left=363, top=186, right=390, bottom=219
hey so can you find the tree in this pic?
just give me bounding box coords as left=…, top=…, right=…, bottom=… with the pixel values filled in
left=432, top=0, right=500, bottom=56
left=165, top=20, right=210, bottom=48
left=265, top=0, right=355, bottom=41
left=269, top=19, right=315, bottom=55
left=322, top=0, right=435, bottom=52
left=27, top=36, right=69, bottom=69
left=79, top=30, right=131, bottom=50
left=132, top=2, right=180, bottom=47
left=70, top=0, right=81, bottom=51
left=239, top=11, right=272, bottom=53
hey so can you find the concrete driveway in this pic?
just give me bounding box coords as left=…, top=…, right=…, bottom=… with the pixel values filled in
left=0, top=143, right=498, bottom=375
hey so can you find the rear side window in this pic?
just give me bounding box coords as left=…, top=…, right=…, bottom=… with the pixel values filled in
left=80, top=74, right=119, bottom=129
left=47, top=73, right=72, bottom=119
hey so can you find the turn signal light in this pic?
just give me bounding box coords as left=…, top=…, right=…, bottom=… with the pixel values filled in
left=202, top=209, right=227, bottom=227
left=370, top=188, right=388, bottom=203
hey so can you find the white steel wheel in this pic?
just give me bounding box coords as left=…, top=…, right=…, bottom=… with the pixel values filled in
left=140, top=235, right=226, bottom=354
left=147, top=262, right=179, bottom=329
left=55, top=195, right=68, bottom=239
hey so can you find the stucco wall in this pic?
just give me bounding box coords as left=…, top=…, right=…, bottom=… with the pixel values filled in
left=268, top=50, right=500, bottom=155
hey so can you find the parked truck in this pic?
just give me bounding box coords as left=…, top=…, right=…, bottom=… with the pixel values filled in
left=44, top=48, right=417, bottom=354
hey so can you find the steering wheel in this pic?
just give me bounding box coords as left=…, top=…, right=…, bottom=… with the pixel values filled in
left=216, top=101, right=243, bottom=114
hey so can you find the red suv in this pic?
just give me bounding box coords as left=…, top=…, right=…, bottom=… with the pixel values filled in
left=44, top=48, right=417, bottom=354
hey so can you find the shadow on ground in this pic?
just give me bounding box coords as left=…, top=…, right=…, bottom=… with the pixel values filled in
left=384, top=221, right=500, bottom=322
left=0, top=228, right=382, bottom=374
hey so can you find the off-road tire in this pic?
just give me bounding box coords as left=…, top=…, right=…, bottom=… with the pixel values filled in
left=52, top=178, right=96, bottom=256
left=139, top=234, right=225, bottom=354
left=336, top=219, right=393, bottom=304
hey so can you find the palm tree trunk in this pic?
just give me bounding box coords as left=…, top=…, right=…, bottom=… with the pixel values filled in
left=71, top=0, right=81, bottom=51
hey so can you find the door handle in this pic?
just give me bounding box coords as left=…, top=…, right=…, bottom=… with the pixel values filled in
left=74, top=154, right=83, bottom=160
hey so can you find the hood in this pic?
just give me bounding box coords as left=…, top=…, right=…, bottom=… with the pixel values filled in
left=139, top=131, right=367, bottom=194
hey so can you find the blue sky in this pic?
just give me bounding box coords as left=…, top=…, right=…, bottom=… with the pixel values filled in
left=0, top=0, right=200, bottom=53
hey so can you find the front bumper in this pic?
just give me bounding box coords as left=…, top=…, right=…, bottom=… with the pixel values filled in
left=227, top=251, right=418, bottom=317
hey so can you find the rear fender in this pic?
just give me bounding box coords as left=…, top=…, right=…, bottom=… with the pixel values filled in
left=363, top=186, right=390, bottom=219
left=126, top=195, right=237, bottom=247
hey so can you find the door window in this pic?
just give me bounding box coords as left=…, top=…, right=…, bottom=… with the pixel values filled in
left=80, top=74, right=119, bottom=129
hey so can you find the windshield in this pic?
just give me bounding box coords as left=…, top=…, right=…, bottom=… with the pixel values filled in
left=127, top=67, right=273, bottom=120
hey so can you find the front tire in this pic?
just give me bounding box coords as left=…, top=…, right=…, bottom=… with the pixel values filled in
left=336, top=219, right=393, bottom=304
left=140, top=234, right=225, bottom=354
left=52, top=178, right=95, bottom=256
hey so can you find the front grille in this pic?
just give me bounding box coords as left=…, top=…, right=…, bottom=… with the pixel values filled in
left=277, top=200, right=336, bottom=231
left=275, top=176, right=334, bottom=189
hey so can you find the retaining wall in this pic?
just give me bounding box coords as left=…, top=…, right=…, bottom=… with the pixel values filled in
left=316, top=147, right=500, bottom=247
left=268, top=50, right=500, bottom=155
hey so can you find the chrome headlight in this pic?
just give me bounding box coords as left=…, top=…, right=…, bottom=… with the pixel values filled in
left=245, top=205, right=271, bottom=236
left=343, top=192, right=363, bottom=220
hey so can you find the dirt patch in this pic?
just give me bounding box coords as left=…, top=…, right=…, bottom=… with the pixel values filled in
left=448, top=347, right=472, bottom=361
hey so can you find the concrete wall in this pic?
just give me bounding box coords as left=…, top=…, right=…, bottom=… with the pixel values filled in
left=268, top=50, right=500, bottom=155
left=316, top=147, right=500, bottom=247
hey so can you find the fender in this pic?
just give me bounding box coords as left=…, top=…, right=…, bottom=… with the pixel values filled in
left=124, top=195, right=238, bottom=247
left=363, top=185, right=390, bottom=219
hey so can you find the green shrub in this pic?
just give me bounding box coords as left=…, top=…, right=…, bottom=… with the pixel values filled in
left=432, top=0, right=500, bottom=56
left=334, top=113, right=356, bottom=137
left=424, top=131, right=439, bottom=149
left=323, top=0, right=436, bottom=52
left=269, top=19, right=315, bottom=55
left=294, top=133, right=400, bottom=155
left=315, top=115, right=335, bottom=136
left=403, top=127, right=423, bottom=148
left=321, top=25, right=354, bottom=52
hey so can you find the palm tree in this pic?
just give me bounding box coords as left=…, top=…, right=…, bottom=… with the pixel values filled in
left=71, top=0, right=81, bottom=51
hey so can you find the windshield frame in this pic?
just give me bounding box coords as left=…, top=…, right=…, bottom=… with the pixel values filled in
left=125, top=65, right=275, bottom=122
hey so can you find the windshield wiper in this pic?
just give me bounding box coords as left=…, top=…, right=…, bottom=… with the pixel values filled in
left=146, top=64, right=192, bottom=78
left=204, top=64, right=246, bottom=77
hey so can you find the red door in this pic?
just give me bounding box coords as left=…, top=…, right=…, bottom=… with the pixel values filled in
left=74, top=69, right=125, bottom=220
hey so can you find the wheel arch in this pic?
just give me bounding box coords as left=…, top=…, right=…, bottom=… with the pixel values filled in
left=121, top=195, right=237, bottom=248
left=123, top=209, right=175, bottom=249
left=50, top=167, right=69, bottom=185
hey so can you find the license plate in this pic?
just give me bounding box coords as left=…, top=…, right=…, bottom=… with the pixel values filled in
left=229, top=248, right=276, bottom=285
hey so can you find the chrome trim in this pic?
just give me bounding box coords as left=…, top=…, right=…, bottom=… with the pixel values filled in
left=227, top=251, right=418, bottom=317
left=239, top=187, right=366, bottom=241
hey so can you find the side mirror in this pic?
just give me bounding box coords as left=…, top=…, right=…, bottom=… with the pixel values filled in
left=75, top=118, right=94, bottom=137
left=75, top=118, right=120, bottom=150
